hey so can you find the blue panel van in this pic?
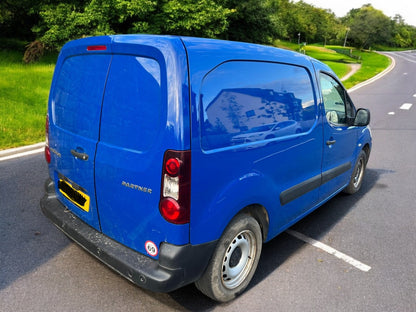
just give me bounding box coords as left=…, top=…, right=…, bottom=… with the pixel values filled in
left=40, top=35, right=371, bottom=302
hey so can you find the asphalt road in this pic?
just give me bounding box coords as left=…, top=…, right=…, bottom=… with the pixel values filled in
left=1, top=51, right=415, bottom=312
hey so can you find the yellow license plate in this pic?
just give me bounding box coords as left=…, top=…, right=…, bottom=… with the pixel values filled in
left=58, top=178, right=90, bottom=212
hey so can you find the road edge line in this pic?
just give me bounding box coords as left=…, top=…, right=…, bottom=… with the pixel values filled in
left=348, top=52, right=396, bottom=93
left=0, top=142, right=44, bottom=162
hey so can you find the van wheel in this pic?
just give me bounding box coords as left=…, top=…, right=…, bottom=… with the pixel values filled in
left=344, top=150, right=367, bottom=194
left=195, top=214, right=262, bottom=302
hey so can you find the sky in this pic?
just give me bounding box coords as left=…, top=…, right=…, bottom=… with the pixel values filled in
left=299, top=0, right=416, bottom=27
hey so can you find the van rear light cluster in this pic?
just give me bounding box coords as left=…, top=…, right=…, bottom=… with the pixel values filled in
left=45, top=114, right=51, bottom=163
left=159, top=150, right=191, bottom=224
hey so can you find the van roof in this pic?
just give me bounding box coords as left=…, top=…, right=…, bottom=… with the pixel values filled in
left=59, top=34, right=332, bottom=95
left=61, top=34, right=324, bottom=68
left=179, top=35, right=316, bottom=68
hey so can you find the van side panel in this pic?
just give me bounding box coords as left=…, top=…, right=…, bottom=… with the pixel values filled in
left=182, top=38, right=324, bottom=244
left=189, top=135, right=323, bottom=244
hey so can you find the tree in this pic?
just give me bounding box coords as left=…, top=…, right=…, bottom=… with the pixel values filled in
left=390, top=15, right=414, bottom=48
left=34, top=0, right=158, bottom=48
left=345, top=4, right=392, bottom=49
left=273, top=0, right=305, bottom=42
left=215, top=0, right=278, bottom=44
left=34, top=0, right=232, bottom=49
left=150, top=0, right=233, bottom=38
left=0, top=0, right=44, bottom=41
left=309, top=7, right=341, bottom=45
left=2, top=0, right=416, bottom=55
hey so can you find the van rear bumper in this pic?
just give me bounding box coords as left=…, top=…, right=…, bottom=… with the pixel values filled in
left=40, top=178, right=217, bottom=293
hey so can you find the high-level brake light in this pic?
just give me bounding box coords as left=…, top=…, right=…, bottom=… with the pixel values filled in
left=87, top=45, right=107, bottom=51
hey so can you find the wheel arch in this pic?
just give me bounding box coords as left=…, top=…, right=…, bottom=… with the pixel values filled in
left=190, top=171, right=278, bottom=245
left=238, top=204, right=269, bottom=242
left=362, top=143, right=371, bottom=163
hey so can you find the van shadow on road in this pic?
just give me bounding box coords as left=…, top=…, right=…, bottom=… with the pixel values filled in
left=167, top=167, right=390, bottom=310
left=0, top=154, right=70, bottom=290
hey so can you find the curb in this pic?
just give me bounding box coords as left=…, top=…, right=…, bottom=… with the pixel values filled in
left=0, top=142, right=45, bottom=161
left=348, top=52, right=396, bottom=93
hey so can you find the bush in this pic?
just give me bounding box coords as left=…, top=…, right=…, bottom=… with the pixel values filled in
left=23, top=40, right=45, bottom=63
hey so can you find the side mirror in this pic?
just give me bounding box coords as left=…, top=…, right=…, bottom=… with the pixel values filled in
left=353, top=108, right=370, bottom=126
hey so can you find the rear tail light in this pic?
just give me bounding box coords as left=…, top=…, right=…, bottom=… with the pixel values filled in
left=159, top=150, right=191, bottom=224
left=45, top=114, right=51, bottom=163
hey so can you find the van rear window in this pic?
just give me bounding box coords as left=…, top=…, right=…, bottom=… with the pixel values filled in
left=52, top=55, right=111, bottom=139
left=200, top=61, right=316, bottom=150
left=99, top=55, right=162, bottom=151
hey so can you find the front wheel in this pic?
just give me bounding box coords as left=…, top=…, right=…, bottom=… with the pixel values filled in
left=195, top=214, right=262, bottom=302
left=344, top=150, right=367, bottom=194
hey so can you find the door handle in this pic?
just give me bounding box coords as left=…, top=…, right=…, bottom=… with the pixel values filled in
left=71, top=149, right=89, bottom=161
left=326, top=139, right=336, bottom=146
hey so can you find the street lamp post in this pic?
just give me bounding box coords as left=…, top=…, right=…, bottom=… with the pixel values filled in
left=343, top=27, right=350, bottom=47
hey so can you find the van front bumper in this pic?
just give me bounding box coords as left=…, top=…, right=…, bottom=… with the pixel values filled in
left=40, top=178, right=217, bottom=293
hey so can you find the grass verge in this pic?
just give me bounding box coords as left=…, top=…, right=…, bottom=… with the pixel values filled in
left=339, top=50, right=391, bottom=89
left=0, top=50, right=56, bottom=149
left=274, top=40, right=391, bottom=90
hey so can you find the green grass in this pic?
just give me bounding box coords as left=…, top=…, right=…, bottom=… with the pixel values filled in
left=274, top=40, right=391, bottom=90
left=322, top=61, right=351, bottom=78
left=273, top=40, right=357, bottom=80
left=0, top=50, right=56, bottom=149
left=304, top=45, right=357, bottom=63
left=303, top=45, right=356, bottom=79
left=339, top=50, right=391, bottom=89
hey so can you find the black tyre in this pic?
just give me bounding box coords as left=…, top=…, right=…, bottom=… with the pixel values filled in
left=195, top=214, right=262, bottom=302
left=344, top=150, right=367, bottom=194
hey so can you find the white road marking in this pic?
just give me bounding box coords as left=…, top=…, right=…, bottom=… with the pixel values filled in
left=388, top=112, right=395, bottom=115
left=0, top=148, right=44, bottom=162
left=286, top=229, right=372, bottom=272
left=0, top=143, right=44, bottom=162
left=400, top=103, right=413, bottom=110
left=391, top=52, right=416, bottom=64
left=413, top=94, right=416, bottom=98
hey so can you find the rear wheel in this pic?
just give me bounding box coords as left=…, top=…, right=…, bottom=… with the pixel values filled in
left=195, top=214, right=262, bottom=302
left=344, top=150, right=367, bottom=194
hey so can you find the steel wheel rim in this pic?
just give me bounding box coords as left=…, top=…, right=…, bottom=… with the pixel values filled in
left=353, top=157, right=364, bottom=188
left=221, top=230, right=257, bottom=289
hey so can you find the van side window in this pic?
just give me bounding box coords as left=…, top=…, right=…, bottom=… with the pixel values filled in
left=320, top=73, right=355, bottom=125
left=200, top=61, right=317, bottom=150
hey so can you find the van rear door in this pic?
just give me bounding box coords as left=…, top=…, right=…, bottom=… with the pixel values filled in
left=48, top=45, right=111, bottom=230
left=94, top=37, right=191, bottom=257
